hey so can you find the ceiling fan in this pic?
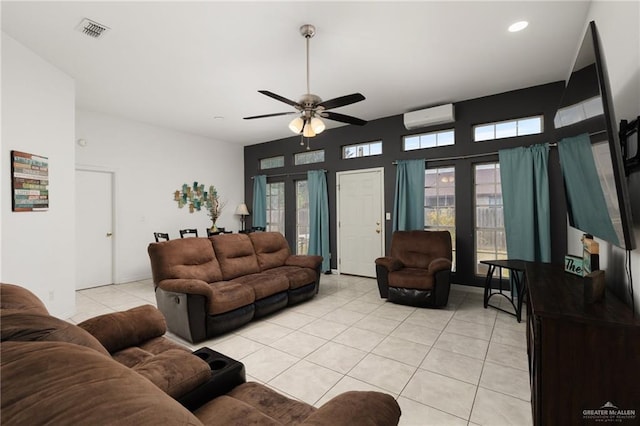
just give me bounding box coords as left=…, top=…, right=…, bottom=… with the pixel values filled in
left=243, top=24, right=367, bottom=138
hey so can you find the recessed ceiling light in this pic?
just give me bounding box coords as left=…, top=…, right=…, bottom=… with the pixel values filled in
left=508, top=21, right=529, bottom=32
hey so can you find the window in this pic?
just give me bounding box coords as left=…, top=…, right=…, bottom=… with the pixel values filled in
left=474, top=116, right=543, bottom=142
left=296, top=180, right=309, bottom=254
left=342, top=141, right=382, bottom=159
left=424, top=167, right=456, bottom=270
left=295, top=150, right=324, bottom=165
left=404, top=130, right=455, bottom=151
left=260, top=156, right=284, bottom=170
left=266, top=182, right=285, bottom=233
left=474, top=163, right=507, bottom=276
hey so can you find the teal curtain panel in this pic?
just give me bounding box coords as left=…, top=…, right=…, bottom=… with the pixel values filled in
left=499, top=143, right=551, bottom=262
left=252, top=175, right=267, bottom=229
left=308, top=170, right=330, bottom=272
left=557, top=133, right=619, bottom=245
left=392, top=159, right=425, bottom=232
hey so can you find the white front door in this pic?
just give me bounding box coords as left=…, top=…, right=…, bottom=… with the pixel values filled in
left=337, top=168, right=385, bottom=277
left=76, top=169, right=114, bottom=289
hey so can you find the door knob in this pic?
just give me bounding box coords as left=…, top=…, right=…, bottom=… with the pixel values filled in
left=106, top=232, right=113, bottom=237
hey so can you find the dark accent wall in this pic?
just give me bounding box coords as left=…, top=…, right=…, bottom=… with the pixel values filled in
left=244, top=81, right=567, bottom=287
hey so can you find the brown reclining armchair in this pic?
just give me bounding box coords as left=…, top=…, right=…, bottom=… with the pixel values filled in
left=375, top=230, right=452, bottom=308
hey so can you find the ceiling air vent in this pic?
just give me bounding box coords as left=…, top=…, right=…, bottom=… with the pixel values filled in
left=75, top=18, right=109, bottom=39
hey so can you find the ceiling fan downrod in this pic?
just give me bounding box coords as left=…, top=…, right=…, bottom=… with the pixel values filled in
left=300, top=24, right=315, bottom=96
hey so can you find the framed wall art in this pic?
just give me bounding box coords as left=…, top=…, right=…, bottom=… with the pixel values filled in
left=11, top=150, right=49, bottom=211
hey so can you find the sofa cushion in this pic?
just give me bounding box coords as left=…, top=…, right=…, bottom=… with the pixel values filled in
left=389, top=230, right=452, bottom=269
left=1, top=341, right=202, bottom=426
left=389, top=268, right=435, bottom=290
left=248, top=232, right=291, bottom=271
left=0, top=312, right=110, bottom=356
left=227, top=382, right=317, bottom=424
left=194, top=395, right=281, bottom=425
left=148, top=237, right=223, bottom=283
left=78, top=305, right=167, bottom=354
left=208, top=281, right=255, bottom=315
left=263, top=266, right=317, bottom=290
left=132, top=349, right=211, bottom=399
left=231, top=273, right=289, bottom=300
left=0, top=283, right=49, bottom=316
left=211, top=233, right=261, bottom=279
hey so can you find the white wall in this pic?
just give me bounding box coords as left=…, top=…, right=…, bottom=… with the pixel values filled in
left=570, top=2, right=640, bottom=313
left=75, top=110, right=244, bottom=283
left=1, top=33, right=76, bottom=317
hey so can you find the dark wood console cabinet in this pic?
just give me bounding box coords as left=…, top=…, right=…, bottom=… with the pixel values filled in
left=525, top=262, right=640, bottom=425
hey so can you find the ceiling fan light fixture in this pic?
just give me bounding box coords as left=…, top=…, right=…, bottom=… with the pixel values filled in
left=302, top=121, right=316, bottom=138
left=289, top=116, right=304, bottom=134
left=310, top=117, right=325, bottom=134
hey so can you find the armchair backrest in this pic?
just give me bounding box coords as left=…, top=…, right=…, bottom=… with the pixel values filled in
left=390, top=231, right=452, bottom=269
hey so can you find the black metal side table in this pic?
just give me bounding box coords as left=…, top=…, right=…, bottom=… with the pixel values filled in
left=481, top=259, right=528, bottom=322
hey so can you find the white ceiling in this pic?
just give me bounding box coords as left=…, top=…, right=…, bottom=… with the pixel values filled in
left=1, top=1, right=592, bottom=146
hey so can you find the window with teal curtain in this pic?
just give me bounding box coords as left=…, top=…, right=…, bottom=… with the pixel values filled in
left=252, top=175, right=267, bottom=229
left=393, top=159, right=425, bottom=231
left=307, top=170, right=330, bottom=272
left=557, top=133, right=619, bottom=245
left=499, top=143, right=551, bottom=262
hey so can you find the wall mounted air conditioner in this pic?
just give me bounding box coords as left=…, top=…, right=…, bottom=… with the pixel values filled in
left=403, top=104, right=455, bottom=130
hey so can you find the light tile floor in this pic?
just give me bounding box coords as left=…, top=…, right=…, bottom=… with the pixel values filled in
left=70, top=274, right=533, bottom=426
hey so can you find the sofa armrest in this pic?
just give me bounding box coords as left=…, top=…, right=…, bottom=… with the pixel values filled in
left=132, top=349, right=211, bottom=399
left=78, top=305, right=166, bottom=353
left=375, top=256, right=403, bottom=272
left=156, top=278, right=214, bottom=299
left=285, top=255, right=323, bottom=269
left=428, top=257, right=452, bottom=274
left=302, top=391, right=401, bottom=426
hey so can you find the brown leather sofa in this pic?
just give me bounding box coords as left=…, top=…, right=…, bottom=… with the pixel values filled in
left=0, top=283, right=402, bottom=425
left=375, top=230, right=453, bottom=308
left=148, top=232, right=323, bottom=343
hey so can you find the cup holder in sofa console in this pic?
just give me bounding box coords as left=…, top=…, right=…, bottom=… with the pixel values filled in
left=177, top=347, right=246, bottom=411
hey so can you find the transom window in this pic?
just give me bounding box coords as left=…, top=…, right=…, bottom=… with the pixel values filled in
left=260, top=156, right=284, bottom=170
left=266, top=182, right=285, bottom=233
left=474, top=116, right=543, bottom=142
left=424, top=167, right=456, bottom=270
left=342, top=141, right=382, bottom=159
left=474, top=163, right=507, bottom=276
left=405, top=130, right=455, bottom=151
left=294, top=150, right=325, bottom=165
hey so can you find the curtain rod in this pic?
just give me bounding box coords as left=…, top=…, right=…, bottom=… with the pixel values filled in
left=392, top=129, right=608, bottom=165
left=251, top=169, right=327, bottom=179
left=392, top=146, right=558, bottom=165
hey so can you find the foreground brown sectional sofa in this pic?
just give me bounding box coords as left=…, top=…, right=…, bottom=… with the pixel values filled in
left=0, top=283, right=402, bottom=425
left=148, top=231, right=323, bottom=342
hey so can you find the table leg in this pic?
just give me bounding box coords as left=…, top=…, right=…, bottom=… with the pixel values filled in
left=483, top=265, right=495, bottom=308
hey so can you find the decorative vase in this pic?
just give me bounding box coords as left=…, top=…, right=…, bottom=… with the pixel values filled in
left=210, top=223, right=218, bottom=233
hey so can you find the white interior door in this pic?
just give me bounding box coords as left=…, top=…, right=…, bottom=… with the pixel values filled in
left=76, top=169, right=114, bottom=289
left=337, top=168, right=384, bottom=277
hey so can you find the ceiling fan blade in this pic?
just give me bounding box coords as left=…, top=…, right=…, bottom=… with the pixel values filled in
left=323, top=111, right=367, bottom=126
left=317, top=93, right=365, bottom=110
left=258, top=90, right=301, bottom=109
left=243, top=112, right=298, bottom=120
